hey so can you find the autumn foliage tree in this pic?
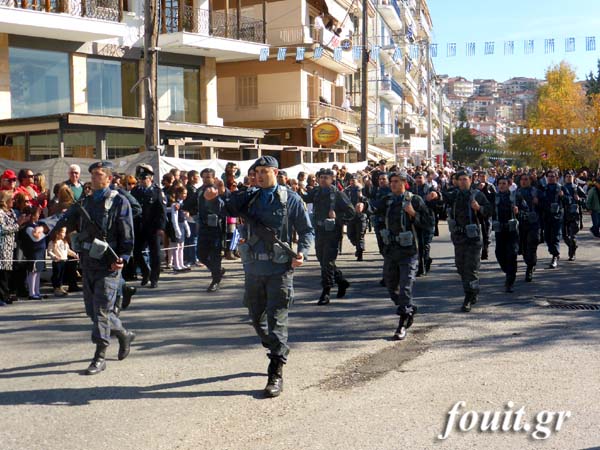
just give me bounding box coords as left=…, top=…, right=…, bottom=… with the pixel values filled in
left=510, top=61, right=600, bottom=168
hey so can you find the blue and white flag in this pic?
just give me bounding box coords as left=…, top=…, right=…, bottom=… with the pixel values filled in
left=277, top=47, right=287, bottom=61
left=334, top=47, right=343, bottom=61
left=229, top=228, right=240, bottom=251
left=259, top=47, right=269, bottom=61
left=392, top=46, right=402, bottom=62
left=353, top=45, right=362, bottom=61
left=466, top=42, right=476, bottom=56
left=430, top=44, right=438, bottom=57
left=524, top=40, right=534, bottom=55
left=447, top=43, right=457, bottom=57
left=544, top=38, right=555, bottom=54
left=484, top=41, right=494, bottom=55
left=371, top=45, right=379, bottom=62
left=313, top=46, right=324, bottom=59
left=410, top=44, right=419, bottom=59
left=504, top=40, right=514, bottom=55
left=296, top=47, right=305, bottom=61
left=565, top=37, right=576, bottom=52
left=586, top=37, right=596, bottom=52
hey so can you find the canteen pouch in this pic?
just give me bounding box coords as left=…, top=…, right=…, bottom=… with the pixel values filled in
left=492, top=221, right=502, bottom=233
left=70, top=231, right=83, bottom=252
left=550, top=202, right=560, bottom=215
left=397, top=231, right=414, bottom=247
left=465, top=224, right=480, bottom=239
left=272, top=243, right=292, bottom=264
left=237, top=242, right=252, bottom=263
left=380, top=229, right=392, bottom=246
left=508, top=219, right=519, bottom=233
left=447, top=218, right=457, bottom=233
left=324, top=218, right=337, bottom=232
left=527, top=211, right=538, bottom=224
left=88, top=238, right=109, bottom=260
left=206, top=213, right=219, bottom=227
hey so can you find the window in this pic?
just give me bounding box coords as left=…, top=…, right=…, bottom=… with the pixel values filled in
left=87, top=58, right=123, bottom=116
left=158, top=65, right=200, bottom=122
left=9, top=47, right=71, bottom=118
left=236, top=75, right=257, bottom=109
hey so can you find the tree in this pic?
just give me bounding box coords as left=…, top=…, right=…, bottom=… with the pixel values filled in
left=510, top=61, right=600, bottom=168
left=445, top=107, right=480, bottom=164
left=585, top=59, right=600, bottom=103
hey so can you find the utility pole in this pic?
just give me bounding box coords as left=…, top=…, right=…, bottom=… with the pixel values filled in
left=425, top=39, right=432, bottom=161
left=360, top=0, right=368, bottom=162
left=449, top=112, right=454, bottom=163
left=144, top=0, right=160, bottom=152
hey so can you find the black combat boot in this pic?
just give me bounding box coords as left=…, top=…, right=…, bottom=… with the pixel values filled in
left=416, top=261, right=424, bottom=277
left=122, top=286, right=136, bottom=310
left=425, top=258, right=433, bottom=274
left=317, top=288, right=331, bottom=305
left=525, top=266, right=534, bottom=282
left=116, top=330, right=136, bottom=360
left=207, top=280, right=220, bottom=292
left=336, top=279, right=350, bottom=298
left=481, top=247, right=489, bottom=261
left=461, top=294, right=473, bottom=312
left=356, top=251, right=363, bottom=262
left=568, top=245, right=576, bottom=261
left=548, top=256, right=559, bottom=269
left=264, top=359, right=284, bottom=398
left=85, top=344, right=108, bottom=375
left=505, top=274, right=515, bottom=293
left=393, top=304, right=417, bottom=341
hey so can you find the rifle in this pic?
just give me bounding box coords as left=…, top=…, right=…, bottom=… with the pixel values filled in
left=240, top=212, right=298, bottom=260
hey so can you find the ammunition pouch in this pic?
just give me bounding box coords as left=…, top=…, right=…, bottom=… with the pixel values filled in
left=397, top=231, right=414, bottom=247
left=206, top=213, right=219, bottom=228
left=88, top=238, right=109, bottom=260
left=465, top=224, right=481, bottom=239
left=550, top=202, right=560, bottom=215
left=323, top=218, right=337, bottom=232
left=508, top=219, right=519, bottom=233
left=272, top=242, right=292, bottom=264
left=526, top=211, right=538, bottom=224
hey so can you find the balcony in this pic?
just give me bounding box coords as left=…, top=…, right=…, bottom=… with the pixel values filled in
left=158, top=7, right=265, bottom=62
left=369, top=123, right=401, bottom=145
left=0, top=0, right=129, bottom=40
left=375, top=0, right=403, bottom=32
left=309, top=101, right=359, bottom=126
left=377, top=78, right=403, bottom=104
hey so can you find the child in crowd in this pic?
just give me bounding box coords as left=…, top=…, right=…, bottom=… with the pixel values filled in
left=20, top=207, right=47, bottom=300
left=47, top=226, right=78, bottom=297
left=170, top=186, right=191, bottom=272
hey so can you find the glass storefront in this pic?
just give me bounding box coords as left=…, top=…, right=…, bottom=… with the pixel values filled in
left=64, top=131, right=96, bottom=158
left=9, top=48, right=71, bottom=118
left=87, top=58, right=123, bottom=116
left=107, top=132, right=144, bottom=159
left=29, top=132, right=59, bottom=160
left=158, top=65, right=200, bottom=123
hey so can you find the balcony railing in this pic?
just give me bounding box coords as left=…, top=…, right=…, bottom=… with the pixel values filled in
left=0, top=0, right=123, bottom=21
left=377, top=0, right=402, bottom=20
left=369, top=123, right=398, bottom=136
left=309, top=101, right=359, bottom=126
left=161, top=6, right=264, bottom=43
left=378, top=78, right=403, bottom=97
left=267, top=24, right=357, bottom=50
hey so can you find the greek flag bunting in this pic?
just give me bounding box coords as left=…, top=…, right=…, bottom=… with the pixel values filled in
left=353, top=45, right=362, bottom=61
left=544, top=38, right=555, bottom=54
left=466, top=42, right=476, bottom=56
left=277, top=47, right=287, bottom=61
left=484, top=41, right=494, bottom=55
left=524, top=40, right=534, bottom=55
left=392, top=46, right=402, bottom=62
left=296, top=47, right=305, bottom=61
left=313, top=46, right=324, bottom=59
left=586, top=37, right=596, bottom=51
left=333, top=47, right=343, bottom=61
left=259, top=48, right=269, bottom=61
left=371, top=46, right=379, bottom=62
left=565, top=37, right=576, bottom=52
left=430, top=44, right=438, bottom=57
left=447, top=43, right=457, bottom=57
left=504, top=40, right=514, bottom=55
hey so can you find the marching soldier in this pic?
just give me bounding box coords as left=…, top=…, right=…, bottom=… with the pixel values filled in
left=56, top=161, right=136, bottom=375
left=302, top=169, right=355, bottom=305
left=445, top=170, right=493, bottom=312
left=540, top=170, right=566, bottom=268
left=131, top=164, right=167, bottom=288
left=515, top=173, right=541, bottom=282
left=370, top=172, right=433, bottom=340
left=372, top=173, right=392, bottom=255
left=344, top=175, right=367, bottom=261
left=562, top=171, right=586, bottom=261
left=475, top=170, right=496, bottom=260
left=492, top=177, right=520, bottom=293
left=205, top=156, right=313, bottom=398
left=410, top=172, right=438, bottom=276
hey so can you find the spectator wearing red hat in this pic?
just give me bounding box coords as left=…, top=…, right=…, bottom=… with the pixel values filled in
left=1, top=169, right=18, bottom=195
left=15, top=169, right=40, bottom=207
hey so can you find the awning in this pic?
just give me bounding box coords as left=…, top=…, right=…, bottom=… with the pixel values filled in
left=340, top=133, right=395, bottom=161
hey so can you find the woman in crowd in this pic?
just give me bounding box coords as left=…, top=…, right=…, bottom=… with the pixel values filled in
left=0, top=191, right=26, bottom=305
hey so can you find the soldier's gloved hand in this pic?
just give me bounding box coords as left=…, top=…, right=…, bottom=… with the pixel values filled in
left=204, top=186, right=219, bottom=201
left=328, top=210, right=336, bottom=219
left=471, top=200, right=481, bottom=212
left=291, top=253, right=304, bottom=268
left=404, top=202, right=416, bottom=218
left=111, top=258, right=124, bottom=272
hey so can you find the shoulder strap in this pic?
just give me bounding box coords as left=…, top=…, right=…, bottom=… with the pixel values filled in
left=276, top=186, right=289, bottom=242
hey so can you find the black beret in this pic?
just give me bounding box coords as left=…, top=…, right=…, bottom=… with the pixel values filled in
left=456, top=169, right=472, bottom=178
left=88, top=160, right=114, bottom=173
left=496, top=175, right=509, bottom=182
left=250, top=155, right=278, bottom=171
left=320, top=168, right=334, bottom=177
left=278, top=170, right=288, bottom=177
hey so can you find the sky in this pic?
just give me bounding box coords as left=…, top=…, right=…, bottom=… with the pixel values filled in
left=427, top=0, right=600, bottom=82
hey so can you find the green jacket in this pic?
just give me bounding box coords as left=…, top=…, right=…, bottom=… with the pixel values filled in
left=586, top=186, right=600, bottom=212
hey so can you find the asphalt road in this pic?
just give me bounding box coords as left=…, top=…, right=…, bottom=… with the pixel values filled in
left=0, top=220, right=599, bottom=450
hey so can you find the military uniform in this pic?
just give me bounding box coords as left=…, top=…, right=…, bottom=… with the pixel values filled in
left=410, top=183, right=436, bottom=275
left=477, top=181, right=496, bottom=260
left=57, top=161, right=136, bottom=375
left=446, top=185, right=493, bottom=311
left=540, top=182, right=566, bottom=268
left=492, top=190, right=519, bottom=292
left=131, top=166, right=167, bottom=288
left=562, top=181, right=586, bottom=261
left=222, top=156, right=314, bottom=397
left=515, top=185, right=541, bottom=281
left=196, top=184, right=227, bottom=291
left=344, top=183, right=367, bottom=260
left=371, top=185, right=392, bottom=254
left=370, top=188, right=432, bottom=339
left=302, top=182, right=355, bottom=304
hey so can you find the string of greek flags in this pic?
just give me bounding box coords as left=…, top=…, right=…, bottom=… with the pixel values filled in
left=456, top=123, right=600, bottom=136
left=258, top=36, right=599, bottom=63
left=465, top=147, right=533, bottom=157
